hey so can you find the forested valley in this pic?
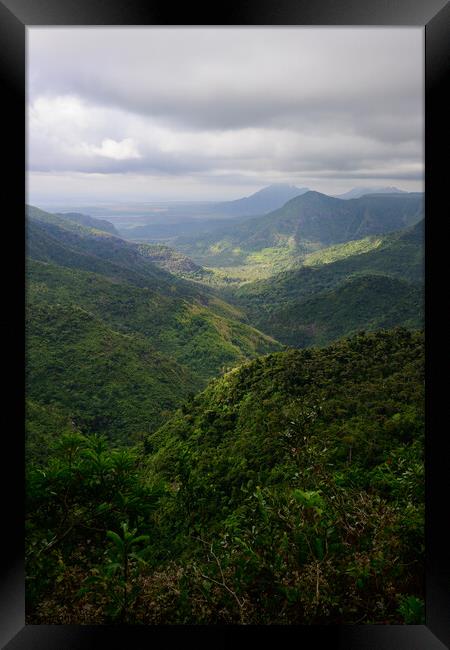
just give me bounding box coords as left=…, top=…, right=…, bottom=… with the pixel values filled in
left=25, top=189, right=425, bottom=625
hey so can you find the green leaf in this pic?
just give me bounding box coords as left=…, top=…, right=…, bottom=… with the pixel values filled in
left=106, top=530, right=124, bottom=549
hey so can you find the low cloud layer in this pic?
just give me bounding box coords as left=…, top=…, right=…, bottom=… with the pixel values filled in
left=27, top=27, right=424, bottom=203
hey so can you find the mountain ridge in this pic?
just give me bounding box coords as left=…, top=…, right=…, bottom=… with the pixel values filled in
left=26, top=206, right=283, bottom=439
left=170, top=190, right=424, bottom=272
left=232, top=219, right=424, bottom=347
left=334, top=186, right=408, bottom=200
left=55, top=211, right=120, bottom=235
left=212, top=183, right=310, bottom=217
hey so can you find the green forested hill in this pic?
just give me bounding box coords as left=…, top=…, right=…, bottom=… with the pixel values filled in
left=134, top=242, right=213, bottom=281
left=26, top=207, right=281, bottom=441
left=256, top=275, right=423, bottom=347
left=27, top=329, right=424, bottom=624
left=27, top=259, right=279, bottom=381
left=28, top=205, right=229, bottom=294
left=25, top=201, right=425, bottom=626
left=232, top=220, right=424, bottom=347
left=55, top=212, right=120, bottom=235
left=26, top=301, right=197, bottom=442
left=171, top=191, right=424, bottom=271
left=25, top=206, right=423, bottom=439
left=301, top=216, right=423, bottom=275
left=236, top=191, right=423, bottom=249
left=145, top=329, right=425, bottom=623
left=302, top=217, right=424, bottom=283
left=26, top=207, right=189, bottom=290
left=25, top=399, right=76, bottom=464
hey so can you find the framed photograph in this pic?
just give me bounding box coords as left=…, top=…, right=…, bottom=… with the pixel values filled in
left=1, top=0, right=448, bottom=647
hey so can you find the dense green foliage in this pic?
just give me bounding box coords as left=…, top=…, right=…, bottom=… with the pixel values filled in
left=27, top=207, right=193, bottom=290
left=135, top=242, right=210, bottom=279
left=26, top=330, right=424, bottom=624
left=171, top=191, right=424, bottom=269
left=26, top=207, right=281, bottom=442
left=231, top=221, right=424, bottom=347
left=25, top=400, right=76, bottom=464
left=26, top=300, right=197, bottom=443
left=27, top=260, right=278, bottom=382
left=25, top=198, right=425, bottom=626
left=246, top=275, right=423, bottom=348
left=26, top=433, right=164, bottom=622
left=302, top=235, right=384, bottom=266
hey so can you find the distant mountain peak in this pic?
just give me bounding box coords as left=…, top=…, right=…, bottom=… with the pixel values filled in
left=253, top=183, right=308, bottom=194
left=300, top=190, right=331, bottom=198
left=334, top=186, right=408, bottom=200
left=280, top=190, right=338, bottom=208
left=213, top=184, right=310, bottom=217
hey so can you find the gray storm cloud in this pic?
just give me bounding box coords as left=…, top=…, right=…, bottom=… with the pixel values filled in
left=27, top=27, right=424, bottom=202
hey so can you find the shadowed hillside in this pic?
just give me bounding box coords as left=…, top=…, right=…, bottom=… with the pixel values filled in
left=26, top=207, right=282, bottom=441
left=170, top=191, right=424, bottom=270
left=232, top=220, right=424, bottom=347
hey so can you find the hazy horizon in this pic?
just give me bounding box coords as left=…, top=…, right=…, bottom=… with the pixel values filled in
left=32, top=183, right=420, bottom=216
left=27, top=27, right=424, bottom=206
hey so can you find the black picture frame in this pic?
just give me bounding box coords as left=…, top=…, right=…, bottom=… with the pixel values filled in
left=1, top=1, right=448, bottom=647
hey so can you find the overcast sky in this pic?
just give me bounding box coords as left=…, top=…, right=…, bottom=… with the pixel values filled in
left=27, top=27, right=424, bottom=205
